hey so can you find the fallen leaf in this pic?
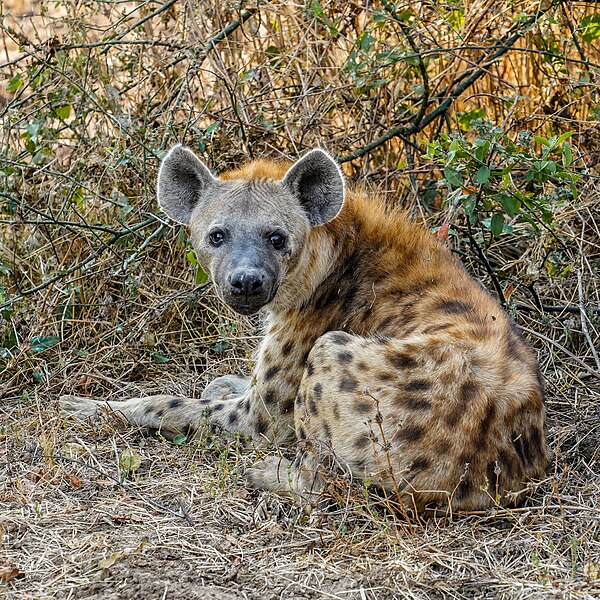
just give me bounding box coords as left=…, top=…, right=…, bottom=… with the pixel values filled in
left=0, top=565, right=20, bottom=582
left=119, top=448, right=141, bottom=475
left=64, top=473, right=81, bottom=489
left=98, top=551, right=123, bottom=570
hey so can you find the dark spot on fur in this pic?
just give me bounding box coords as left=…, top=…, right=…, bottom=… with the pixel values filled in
left=295, top=392, right=304, bottom=408
left=357, top=361, right=368, bottom=371
left=411, top=457, right=430, bottom=471
left=242, top=399, right=250, bottom=413
left=388, top=352, right=417, bottom=369
left=378, top=315, right=395, bottom=330
left=322, top=421, right=332, bottom=439
left=313, top=383, right=322, bottom=400
left=264, top=389, right=277, bottom=405
left=228, top=412, right=238, bottom=425
left=264, top=365, right=280, bottom=381
left=213, top=402, right=224, bottom=412
left=156, top=409, right=164, bottom=418
left=354, top=401, right=372, bottom=414
left=338, top=351, right=353, bottom=363
left=480, top=401, right=496, bottom=435
left=404, top=379, right=430, bottom=393
left=256, top=415, right=269, bottom=435
left=401, top=395, right=432, bottom=411
left=282, top=396, right=295, bottom=413
left=169, top=398, right=183, bottom=409
left=298, top=426, right=307, bottom=440
left=305, top=361, right=315, bottom=377
left=422, top=323, right=451, bottom=334
left=332, top=403, right=341, bottom=420
left=308, top=396, right=319, bottom=416
left=438, top=300, right=474, bottom=314
left=445, top=381, right=479, bottom=426
left=329, top=332, right=351, bottom=345
left=355, top=434, right=370, bottom=449
left=394, top=425, right=424, bottom=443
left=339, top=373, right=358, bottom=393
left=377, top=371, right=395, bottom=382
left=460, top=381, right=480, bottom=404
left=529, top=426, right=544, bottom=457
left=282, top=341, right=293, bottom=356
left=437, top=440, right=451, bottom=454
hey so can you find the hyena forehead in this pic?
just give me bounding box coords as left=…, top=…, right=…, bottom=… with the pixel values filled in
left=189, top=178, right=311, bottom=236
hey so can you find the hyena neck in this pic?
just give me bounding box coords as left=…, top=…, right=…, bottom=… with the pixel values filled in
left=268, top=205, right=356, bottom=316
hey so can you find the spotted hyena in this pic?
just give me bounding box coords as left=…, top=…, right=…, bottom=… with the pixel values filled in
left=61, top=146, right=548, bottom=514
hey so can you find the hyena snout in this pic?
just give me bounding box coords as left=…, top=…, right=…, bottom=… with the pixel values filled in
left=229, top=268, right=265, bottom=296
left=222, top=267, right=275, bottom=314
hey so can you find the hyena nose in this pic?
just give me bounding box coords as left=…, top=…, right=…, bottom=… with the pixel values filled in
left=229, top=270, right=264, bottom=296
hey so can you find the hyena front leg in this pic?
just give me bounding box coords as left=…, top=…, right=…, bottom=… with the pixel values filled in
left=59, top=374, right=252, bottom=440
left=60, top=372, right=295, bottom=444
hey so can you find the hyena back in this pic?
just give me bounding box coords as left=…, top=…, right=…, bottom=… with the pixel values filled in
left=61, top=147, right=548, bottom=514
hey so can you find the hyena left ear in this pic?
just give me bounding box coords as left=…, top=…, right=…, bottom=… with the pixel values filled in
left=282, top=149, right=345, bottom=226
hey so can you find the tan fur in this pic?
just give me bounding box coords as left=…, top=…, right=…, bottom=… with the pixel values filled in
left=61, top=156, right=548, bottom=516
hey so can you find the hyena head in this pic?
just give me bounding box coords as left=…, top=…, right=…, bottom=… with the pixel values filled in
left=157, top=146, right=345, bottom=315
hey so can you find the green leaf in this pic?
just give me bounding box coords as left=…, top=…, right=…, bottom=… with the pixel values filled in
left=579, top=14, right=600, bottom=43
left=119, top=448, right=141, bottom=474
left=458, top=108, right=486, bottom=131
left=533, top=135, right=549, bottom=147
left=151, top=352, right=170, bottom=364
left=53, top=104, right=71, bottom=120
left=474, top=166, right=491, bottom=184
left=7, top=73, right=24, bottom=92
left=496, top=193, right=519, bottom=217
left=186, top=250, right=197, bottom=266
left=562, top=142, right=573, bottom=167
left=443, top=167, right=463, bottom=188
left=30, top=335, right=60, bottom=353
left=195, top=265, right=208, bottom=285
left=490, top=213, right=505, bottom=237
left=23, top=121, right=40, bottom=143
left=171, top=434, right=187, bottom=445
left=204, top=122, right=219, bottom=137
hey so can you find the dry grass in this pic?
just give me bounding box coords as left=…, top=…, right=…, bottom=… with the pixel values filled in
left=1, top=1, right=599, bottom=598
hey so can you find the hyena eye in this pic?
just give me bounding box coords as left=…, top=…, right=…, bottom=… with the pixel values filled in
left=269, top=233, right=286, bottom=250
left=208, top=230, right=226, bottom=246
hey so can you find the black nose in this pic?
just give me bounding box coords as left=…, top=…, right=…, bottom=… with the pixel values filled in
left=229, top=270, right=264, bottom=296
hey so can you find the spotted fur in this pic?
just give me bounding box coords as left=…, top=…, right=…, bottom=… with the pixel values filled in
left=60, top=148, right=548, bottom=515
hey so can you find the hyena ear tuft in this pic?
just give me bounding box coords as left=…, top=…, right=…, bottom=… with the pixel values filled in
left=283, top=149, right=345, bottom=226
left=157, top=145, right=216, bottom=225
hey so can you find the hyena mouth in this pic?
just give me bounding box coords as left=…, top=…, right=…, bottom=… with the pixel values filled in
left=222, top=287, right=276, bottom=316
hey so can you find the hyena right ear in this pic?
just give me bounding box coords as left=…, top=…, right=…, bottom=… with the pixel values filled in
left=157, top=145, right=216, bottom=225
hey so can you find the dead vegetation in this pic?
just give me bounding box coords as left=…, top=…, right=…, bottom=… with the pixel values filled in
left=0, top=1, right=599, bottom=598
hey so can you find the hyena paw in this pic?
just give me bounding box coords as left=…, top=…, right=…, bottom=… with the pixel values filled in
left=59, top=395, right=103, bottom=419
left=246, top=456, right=294, bottom=492
left=202, top=375, right=250, bottom=403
